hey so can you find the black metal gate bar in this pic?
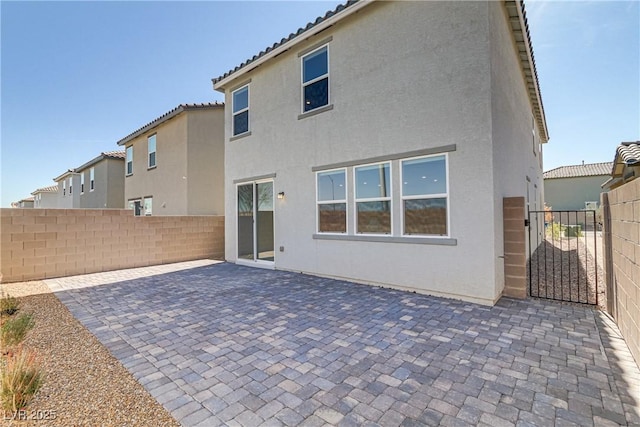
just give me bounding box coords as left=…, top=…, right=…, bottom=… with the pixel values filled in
left=527, top=209, right=599, bottom=305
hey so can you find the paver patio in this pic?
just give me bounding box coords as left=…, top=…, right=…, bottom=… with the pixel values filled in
left=47, top=261, right=640, bottom=426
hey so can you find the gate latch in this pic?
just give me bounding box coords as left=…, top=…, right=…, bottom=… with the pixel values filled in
left=524, top=219, right=530, bottom=227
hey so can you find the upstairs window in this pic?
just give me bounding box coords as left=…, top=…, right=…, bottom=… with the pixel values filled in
left=81, top=172, right=85, bottom=194
left=69, top=178, right=72, bottom=195
left=232, top=85, right=249, bottom=136
left=148, top=134, right=157, bottom=168
left=302, top=45, right=329, bottom=112
left=316, top=169, right=346, bottom=233
left=126, top=146, right=133, bottom=176
left=355, top=163, right=391, bottom=234
left=63, top=180, right=66, bottom=196
left=90, top=167, right=95, bottom=191
left=401, top=155, right=449, bottom=236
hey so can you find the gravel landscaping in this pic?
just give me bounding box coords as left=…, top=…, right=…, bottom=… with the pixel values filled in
left=0, top=282, right=179, bottom=427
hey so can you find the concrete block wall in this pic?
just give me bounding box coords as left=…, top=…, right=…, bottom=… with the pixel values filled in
left=602, top=179, right=640, bottom=366
left=503, top=197, right=527, bottom=299
left=0, top=208, right=224, bottom=283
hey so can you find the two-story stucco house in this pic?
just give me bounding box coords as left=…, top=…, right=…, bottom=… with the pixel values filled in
left=75, top=151, right=126, bottom=209
left=53, top=151, right=126, bottom=209
left=213, top=0, right=549, bottom=305
left=31, top=185, right=59, bottom=208
left=54, top=169, right=81, bottom=209
left=116, top=103, right=225, bottom=216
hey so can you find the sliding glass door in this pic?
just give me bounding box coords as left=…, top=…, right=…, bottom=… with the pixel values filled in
left=237, top=180, right=274, bottom=265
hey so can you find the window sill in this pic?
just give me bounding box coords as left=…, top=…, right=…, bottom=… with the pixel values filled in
left=126, top=174, right=133, bottom=177
left=148, top=165, right=157, bottom=171
left=230, top=131, right=252, bottom=142
left=312, top=233, right=457, bottom=246
left=298, top=104, right=333, bottom=120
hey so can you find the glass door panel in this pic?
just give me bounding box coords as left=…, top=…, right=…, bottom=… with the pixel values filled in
left=256, top=182, right=274, bottom=261
left=237, top=184, right=254, bottom=260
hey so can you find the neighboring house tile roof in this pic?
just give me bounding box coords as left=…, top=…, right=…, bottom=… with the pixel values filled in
left=19, top=197, right=35, bottom=202
left=615, top=141, right=640, bottom=167
left=211, top=0, right=548, bottom=143
left=543, top=162, right=614, bottom=179
left=31, top=185, right=58, bottom=195
left=53, top=169, right=77, bottom=182
left=116, top=103, right=224, bottom=146
left=76, top=150, right=126, bottom=172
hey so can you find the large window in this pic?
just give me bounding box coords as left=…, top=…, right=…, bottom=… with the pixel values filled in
left=355, top=163, right=391, bottom=234
left=232, top=85, right=249, bottom=136
left=302, top=45, right=329, bottom=112
left=90, top=167, right=95, bottom=191
left=401, top=155, right=448, bottom=236
left=148, top=134, right=156, bottom=168
left=316, top=169, right=346, bottom=233
left=126, top=146, right=133, bottom=175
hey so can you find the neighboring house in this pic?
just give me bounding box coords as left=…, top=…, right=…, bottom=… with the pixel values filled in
left=15, top=197, right=34, bottom=208
left=213, top=0, right=548, bottom=305
left=75, top=151, right=126, bottom=209
left=603, top=141, right=640, bottom=190
left=116, top=103, right=225, bottom=216
left=544, top=161, right=613, bottom=210
left=54, top=169, right=81, bottom=208
left=31, top=185, right=59, bottom=208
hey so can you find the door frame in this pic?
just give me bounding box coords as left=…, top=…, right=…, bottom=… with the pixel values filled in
left=235, top=179, right=275, bottom=269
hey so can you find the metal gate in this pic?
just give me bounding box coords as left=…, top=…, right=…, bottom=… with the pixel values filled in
left=527, top=210, right=599, bottom=305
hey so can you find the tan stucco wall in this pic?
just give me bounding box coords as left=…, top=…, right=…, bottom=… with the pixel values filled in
left=0, top=208, right=224, bottom=283
left=603, top=179, right=640, bottom=366
left=78, top=158, right=125, bottom=209
left=123, top=108, right=224, bottom=215
left=220, top=1, right=526, bottom=305
left=545, top=175, right=608, bottom=211
left=187, top=109, right=225, bottom=215
left=489, top=1, right=545, bottom=301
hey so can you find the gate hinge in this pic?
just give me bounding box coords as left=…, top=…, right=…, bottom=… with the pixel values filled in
left=524, top=219, right=530, bottom=227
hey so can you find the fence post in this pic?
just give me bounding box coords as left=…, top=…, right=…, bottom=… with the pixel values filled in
left=503, top=197, right=527, bottom=299
left=601, top=192, right=616, bottom=318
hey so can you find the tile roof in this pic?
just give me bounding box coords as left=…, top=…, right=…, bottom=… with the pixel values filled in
left=19, top=196, right=35, bottom=202
left=116, top=103, right=224, bottom=146
left=543, top=162, right=614, bottom=179
left=31, top=185, right=58, bottom=195
left=212, top=0, right=361, bottom=86
left=103, top=150, right=126, bottom=159
left=615, top=141, right=640, bottom=166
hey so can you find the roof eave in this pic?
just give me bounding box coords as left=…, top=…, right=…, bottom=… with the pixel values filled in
left=213, top=0, right=372, bottom=91
left=53, top=169, right=78, bottom=182
left=507, top=0, right=549, bottom=143
left=117, top=107, right=185, bottom=146
left=76, top=153, right=124, bottom=172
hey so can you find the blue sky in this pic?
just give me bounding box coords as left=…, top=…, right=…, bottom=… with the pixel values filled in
left=1, top=1, right=638, bottom=207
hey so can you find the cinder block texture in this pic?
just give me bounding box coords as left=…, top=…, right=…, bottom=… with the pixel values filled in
left=0, top=208, right=224, bottom=283
left=503, top=197, right=526, bottom=299
left=603, top=178, right=640, bottom=367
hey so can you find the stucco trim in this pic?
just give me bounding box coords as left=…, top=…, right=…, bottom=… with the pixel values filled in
left=297, top=36, right=333, bottom=57
left=233, top=173, right=276, bottom=184
left=311, top=144, right=457, bottom=172
left=312, top=233, right=457, bottom=246
left=230, top=131, right=252, bottom=142
left=230, top=78, right=252, bottom=93
left=298, top=104, right=334, bottom=121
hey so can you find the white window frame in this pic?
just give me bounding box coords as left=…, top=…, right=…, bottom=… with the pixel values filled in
left=90, top=167, right=95, bottom=191
left=316, top=168, right=347, bottom=234
left=301, top=44, right=330, bottom=113
left=69, top=178, right=72, bottom=195
left=62, top=180, right=66, bottom=196
left=143, top=196, right=152, bottom=216
left=400, top=153, right=450, bottom=238
left=126, top=146, right=133, bottom=176
left=353, top=161, right=392, bottom=235
left=232, top=85, right=250, bottom=137
left=81, top=172, right=85, bottom=194
left=148, top=134, right=157, bottom=168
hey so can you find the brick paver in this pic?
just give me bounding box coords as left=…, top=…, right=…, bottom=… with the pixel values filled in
left=48, top=262, right=640, bottom=426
